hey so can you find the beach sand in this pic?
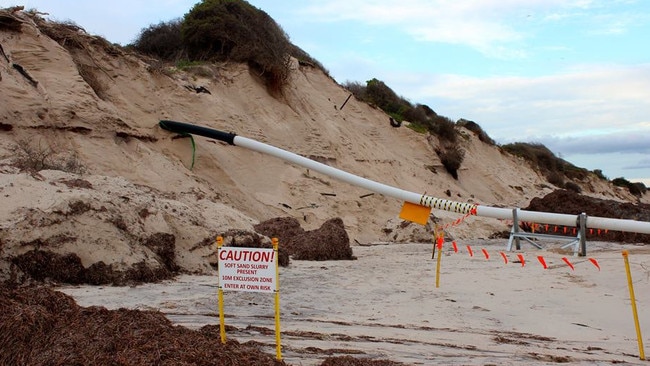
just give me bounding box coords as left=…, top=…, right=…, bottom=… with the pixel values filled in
left=57, top=239, right=650, bottom=365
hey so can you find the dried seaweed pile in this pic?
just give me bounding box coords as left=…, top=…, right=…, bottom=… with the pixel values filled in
left=524, top=189, right=650, bottom=243
left=255, top=217, right=356, bottom=261
left=5, top=216, right=357, bottom=287
left=11, top=249, right=174, bottom=286
left=0, top=285, right=285, bottom=366
left=320, top=356, right=404, bottom=366
left=0, top=285, right=407, bottom=366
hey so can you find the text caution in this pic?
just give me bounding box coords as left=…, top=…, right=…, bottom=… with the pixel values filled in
left=218, top=247, right=277, bottom=293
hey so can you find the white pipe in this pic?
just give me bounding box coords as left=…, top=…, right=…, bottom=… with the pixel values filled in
left=159, top=120, right=650, bottom=235
left=476, top=206, right=578, bottom=226
left=235, top=136, right=650, bottom=234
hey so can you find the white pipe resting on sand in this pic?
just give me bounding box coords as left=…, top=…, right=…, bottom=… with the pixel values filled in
left=159, top=120, right=650, bottom=234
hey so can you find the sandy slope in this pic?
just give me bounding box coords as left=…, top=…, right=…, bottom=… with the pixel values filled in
left=1, top=11, right=642, bottom=282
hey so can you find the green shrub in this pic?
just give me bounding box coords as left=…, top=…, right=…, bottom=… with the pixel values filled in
left=181, top=0, right=291, bottom=93
left=131, top=0, right=316, bottom=94
left=613, top=177, right=647, bottom=196
left=429, top=115, right=457, bottom=144
left=502, top=142, right=558, bottom=171
left=342, top=79, right=461, bottom=144
left=402, top=106, right=426, bottom=123
left=457, top=119, right=495, bottom=145
left=502, top=142, right=598, bottom=186
left=288, top=43, right=329, bottom=75
left=630, top=182, right=647, bottom=196
left=612, top=177, right=630, bottom=187
left=593, top=169, right=608, bottom=180
left=562, top=164, right=589, bottom=180
left=364, top=78, right=407, bottom=117
left=132, top=19, right=184, bottom=60
left=343, top=81, right=366, bottom=100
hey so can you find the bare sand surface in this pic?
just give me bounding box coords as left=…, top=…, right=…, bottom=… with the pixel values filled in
left=57, top=240, right=650, bottom=365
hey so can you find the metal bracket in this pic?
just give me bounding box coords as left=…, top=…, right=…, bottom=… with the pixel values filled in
left=507, top=209, right=587, bottom=256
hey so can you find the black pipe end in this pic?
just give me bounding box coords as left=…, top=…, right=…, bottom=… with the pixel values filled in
left=159, top=120, right=236, bottom=145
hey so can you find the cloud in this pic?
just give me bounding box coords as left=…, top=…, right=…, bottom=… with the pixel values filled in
left=300, top=0, right=530, bottom=57
left=298, top=0, right=617, bottom=58
left=541, top=132, right=650, bottom=155
left=390, top=63, right=650, bottom=142
left=577, top=3, right=650, bottom=36
left=623, top=158, right=650, bottom=170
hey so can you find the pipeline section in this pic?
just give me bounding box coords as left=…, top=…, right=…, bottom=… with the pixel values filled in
left=159, top=120, right=650, bottom=235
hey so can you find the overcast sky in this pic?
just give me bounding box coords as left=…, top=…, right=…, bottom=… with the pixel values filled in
left=8, top=0, right=650, bottom=185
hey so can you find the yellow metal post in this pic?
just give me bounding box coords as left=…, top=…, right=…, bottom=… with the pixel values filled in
left=622, top=250, right=645, bottom=360
left=273, top=238, right=282, bottom=361
left=435, top=233, right=443, bottom=288
left=217, top=236, right=226, bottom=344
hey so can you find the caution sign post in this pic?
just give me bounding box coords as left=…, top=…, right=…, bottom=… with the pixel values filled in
left=216, top=236, right=282, bottom=360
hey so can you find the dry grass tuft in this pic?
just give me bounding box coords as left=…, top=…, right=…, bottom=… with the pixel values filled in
left=12, top=138, right=86, bottom=174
